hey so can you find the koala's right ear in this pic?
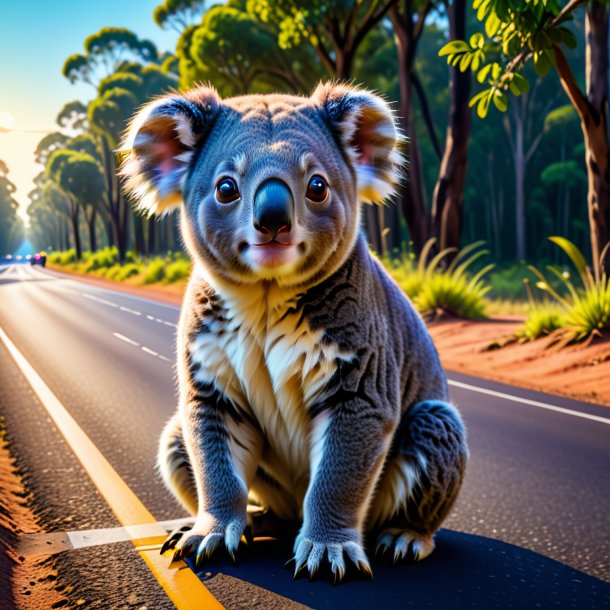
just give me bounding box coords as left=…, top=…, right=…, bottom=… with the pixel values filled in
left=120, top=87, right=221, bottom=216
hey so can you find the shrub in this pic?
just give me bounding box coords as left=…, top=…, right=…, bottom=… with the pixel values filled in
left=115, top=263, right=141, bottom=281
left=523, top=237, right=610, bottom=344
left=382, top=239, right=493, bottom=320
left=82, top=246, right=119, bottom=272
left=53, top=249, right=76, bottom=265
left=163, top=259, right=191, bottom=284
left=516, top=302, right=564, bottom=341
left=141, top=259, right=166, bottom=284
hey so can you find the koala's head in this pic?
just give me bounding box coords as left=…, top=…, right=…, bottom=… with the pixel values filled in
left=121, top=82, right=402, bottom=288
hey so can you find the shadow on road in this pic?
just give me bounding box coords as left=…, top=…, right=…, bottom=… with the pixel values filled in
left=187, top=529, right=610, bottom=609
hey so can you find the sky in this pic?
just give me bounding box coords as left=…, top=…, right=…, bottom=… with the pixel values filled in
left=0, top=0, right=179, bottom=224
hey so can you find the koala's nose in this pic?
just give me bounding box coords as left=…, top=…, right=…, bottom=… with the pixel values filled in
left=253, top=179, right=293, bottom=236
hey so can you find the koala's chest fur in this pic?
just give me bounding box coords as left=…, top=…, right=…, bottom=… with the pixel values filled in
left=187, top=281, right=353, bottom=486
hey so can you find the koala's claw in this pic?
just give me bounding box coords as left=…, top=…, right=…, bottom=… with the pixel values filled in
left=375, top=529, right=435, bottom=564
left=292, top=538, right=372, bottom=583
left=160, top=525, right=191, bottom=555
left=164, top=517, right=245, bottom=566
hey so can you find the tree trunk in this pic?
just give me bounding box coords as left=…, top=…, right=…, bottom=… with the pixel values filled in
left=147, top=219, right=156, bottom=255
left=87, top=208, right=97, bottom=253
left=514, top=113, right=526, bottom=260
left=70, top=205, right=82, bottom=260
left=554, top=4, right=609, bottom=279
left=391, top=6, right=430, bottom=254
left=431, top=0, right=471, bottom=254
left=133, top=214, right=146, bottom=256
left=365, top=205, right=382, bottom=252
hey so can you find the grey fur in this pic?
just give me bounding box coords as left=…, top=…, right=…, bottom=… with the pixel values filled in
left=122, top=82, right=468, bottom=580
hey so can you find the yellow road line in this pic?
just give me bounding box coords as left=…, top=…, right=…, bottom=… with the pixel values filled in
left=0, top=326, right=223, bottom=610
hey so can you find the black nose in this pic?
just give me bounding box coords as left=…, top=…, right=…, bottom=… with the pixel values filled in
left=253, top=179, right=293, bottom=236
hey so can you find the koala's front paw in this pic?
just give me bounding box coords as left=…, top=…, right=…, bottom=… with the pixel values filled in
left=161, top=512, right=245, bottom=567
left=375, top=528, right=435, bottom=563
left=292, top=528, right=372, bottom=583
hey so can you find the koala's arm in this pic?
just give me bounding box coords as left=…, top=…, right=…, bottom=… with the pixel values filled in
left=295, top=353, right=396, bottom=579
left=169, top=287, right=264, bottom=563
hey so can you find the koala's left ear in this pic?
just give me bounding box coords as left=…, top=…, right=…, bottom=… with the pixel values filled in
left=313, top=82, right=404, bottom=204
left=119, top=86, right=221, bottom=216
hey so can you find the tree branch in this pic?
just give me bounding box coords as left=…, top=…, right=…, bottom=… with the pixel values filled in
left=553, top=43, right=590, bottom=121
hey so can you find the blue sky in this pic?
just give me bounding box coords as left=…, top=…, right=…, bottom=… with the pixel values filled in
left=0, top=0, right=179, bottom=220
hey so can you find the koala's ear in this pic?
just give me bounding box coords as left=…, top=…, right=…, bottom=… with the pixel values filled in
left=119, top=86, right=221, bottom=216
left=313, top=82, right=404, bottom=204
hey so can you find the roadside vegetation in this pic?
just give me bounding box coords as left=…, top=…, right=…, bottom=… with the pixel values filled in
left=47, top=247, right=191, bottom=287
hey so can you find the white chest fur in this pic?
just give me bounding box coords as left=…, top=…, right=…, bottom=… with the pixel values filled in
left=187, top=282, right=354, bottom=492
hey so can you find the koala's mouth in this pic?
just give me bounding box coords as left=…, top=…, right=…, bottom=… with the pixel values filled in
left=239, top=239, right=306, bottom=270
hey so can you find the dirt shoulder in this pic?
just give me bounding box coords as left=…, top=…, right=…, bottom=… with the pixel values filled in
left=49, top=266, right=610, bottom=407
left=429, top=318, right=610, bottom=407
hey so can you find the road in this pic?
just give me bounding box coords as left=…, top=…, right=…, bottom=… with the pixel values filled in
left=0, top=262, right=609, bottom=609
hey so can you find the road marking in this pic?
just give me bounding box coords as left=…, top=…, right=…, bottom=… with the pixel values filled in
left=448, top=378, right=610, bottom=425
left=19, top=517, right=195, bottom=557
left=112, top=332, right=140, bottom=347
left=0, top=326, right=223, bottom=609
left=112, top=332, right=172, bottom=363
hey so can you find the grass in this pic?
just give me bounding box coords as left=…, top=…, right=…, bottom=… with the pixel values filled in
left=381, top=239, right=494, bottom=320
left=515, top=237, right=610, bottom=345
left=47, top=248, right=191, bottom=287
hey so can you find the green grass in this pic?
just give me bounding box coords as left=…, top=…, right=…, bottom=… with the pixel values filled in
left=381, top=239, right=493, bottom=320
left=517, top=237, right=610, bottom=344
left=47, top=249, right=191, bottom=286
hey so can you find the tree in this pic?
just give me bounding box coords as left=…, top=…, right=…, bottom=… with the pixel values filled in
left=431, top=0, right=472, bottom=255
left=57, top=101, right=89, bottom=133
left=440, top=0, right=610, bottom=278
left=154, top=0, right=207, bottom=32
left=249, top=0, right=399, bottom=81
left=63, top=27, right=159, bottom=88
left=180, top=3, right=320, bottom=94
left=0, top=161, right=23, bottom=255
left=390, top=0, right=436, bottom=253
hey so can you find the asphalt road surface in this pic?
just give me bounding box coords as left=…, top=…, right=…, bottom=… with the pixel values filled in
left=0, top=262, right=609, bottom=609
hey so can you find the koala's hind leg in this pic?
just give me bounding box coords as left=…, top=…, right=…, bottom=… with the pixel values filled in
left=158, top=412, right=197, bottom=516
left=368, top=400, right=468, bottom=563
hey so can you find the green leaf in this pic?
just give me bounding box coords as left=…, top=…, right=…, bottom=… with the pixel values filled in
left=477, top=63, right=492, bottom=84
left=439, top=40, right=471, bottom=56
left=459, top=52, right=472, bottom=72
left=477, top=91, right=492, bottom=118
left=534, top=50, right=551, bottom=77
left=469, top=89, right=489, bottom=108
left=470, top=33, right=485, bottom=49
left=492, top=90, right=508, bottom=112
left=512, top=72, right=530, bottom=94
left=548, top=236, right=592, bottom=289
left=485, top=12, right=501, bottom=38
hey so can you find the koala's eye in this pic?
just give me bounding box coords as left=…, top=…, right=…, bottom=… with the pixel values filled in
left=215, top=178, right=240, bottom=203
left=306, top=175, right=329, bottom=203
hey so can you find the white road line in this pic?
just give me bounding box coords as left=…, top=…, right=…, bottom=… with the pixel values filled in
left=112, top=332, right=171, bottom=364
left=448, top=378, right=610, bottom=425
left=112, top=332, right=140, bottom=347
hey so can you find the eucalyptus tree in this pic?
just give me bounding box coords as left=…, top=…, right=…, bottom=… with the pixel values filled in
left=0, top=160, right=23, bottom=255
left=154, top=0, right=208, bottom=32
left=440, top=0, right=610, bottom=277
left=180, top=2, right=320, bottom=94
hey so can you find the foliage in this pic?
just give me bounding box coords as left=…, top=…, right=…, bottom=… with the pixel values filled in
left=382, top=239, right=494, bottom=319
left=164, top=259, right=192, bottom=283
left=141, top=259, right=167, bottom=284
left=0, top=160, right=24, bottom=255
left=438, top=0, right=579, bottom=118
left=82, top=246, right=120, bottom=271
left=524, top=237, right=610, bottom=343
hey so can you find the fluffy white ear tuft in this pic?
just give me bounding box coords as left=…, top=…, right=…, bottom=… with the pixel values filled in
left=313, top=82, right=405, bottom=204
left=119, top=86, right=221, bottom=216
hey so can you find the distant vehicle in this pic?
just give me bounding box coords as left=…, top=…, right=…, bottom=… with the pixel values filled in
left=15, top=255, right=22, bottom=261
left=31, top=252, right=46, bottom=267
left=5, top=254, right=12, bottom=260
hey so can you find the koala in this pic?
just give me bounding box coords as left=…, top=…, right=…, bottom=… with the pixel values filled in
left=121, top=82, right=467, bottom=582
